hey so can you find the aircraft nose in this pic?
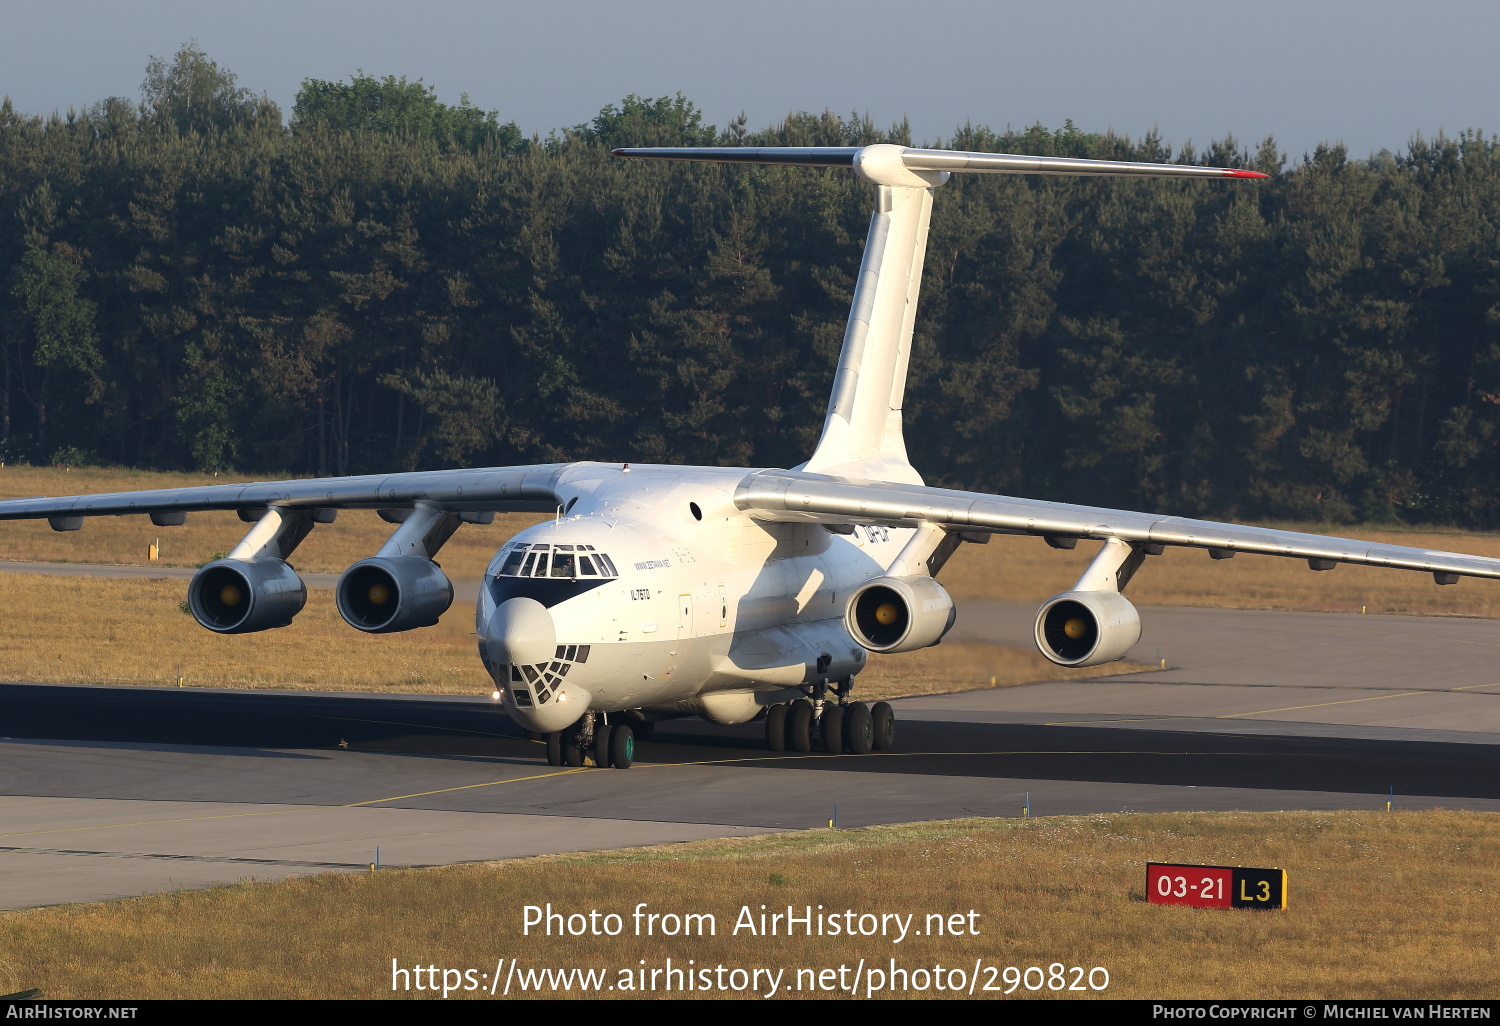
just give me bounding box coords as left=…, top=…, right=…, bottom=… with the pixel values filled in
left=482, top=597, right=557, bottom=666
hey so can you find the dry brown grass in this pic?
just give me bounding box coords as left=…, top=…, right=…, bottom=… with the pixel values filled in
left=3, top=810, right=1496, bottom=999
left=0, top=573, right=1079, bottom=696
left=0, top=574, right=490, bottom=693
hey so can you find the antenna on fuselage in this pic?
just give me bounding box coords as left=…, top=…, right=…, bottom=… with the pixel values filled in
left=612, top=145, right=1266, bottom=484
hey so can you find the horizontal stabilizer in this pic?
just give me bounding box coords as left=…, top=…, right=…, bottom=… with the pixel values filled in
left=613, top=146, right=859, bottom=167
left=612, top=145, right=1268, bottom=180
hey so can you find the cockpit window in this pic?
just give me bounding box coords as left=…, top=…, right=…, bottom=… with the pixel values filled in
left=498, top=548, right=528, bottom=577
left=493, top=543, right=619, bottom=579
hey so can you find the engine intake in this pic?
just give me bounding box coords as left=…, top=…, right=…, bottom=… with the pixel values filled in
left=1034, top=590, right=1141, bottom=667
left=187, top=558, right=307, bottom=634
left=845, top=575, right=955, bottom=654
left=336, top=555, right=453, bottom=633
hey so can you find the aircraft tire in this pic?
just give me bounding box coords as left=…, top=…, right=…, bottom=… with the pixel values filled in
left=562, top=729, right=584, bottom=767
left=592, top=725, right=613, bottom=768
left=845, top=702, right=873, bottom=755
left=545, top=732, right=563, bottom=766
left=788, top=700, right=813, bottom=752
left=610, top=723, right=635, bottom=769
left=765, top=703, right=788, bottom=751
left=872, top=702, right=895, bottom=751
left=821, top=704, right=845, bottom=754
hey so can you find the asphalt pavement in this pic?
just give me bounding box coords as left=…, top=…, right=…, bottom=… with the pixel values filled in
left=3, top=564, right=1500, bottom=909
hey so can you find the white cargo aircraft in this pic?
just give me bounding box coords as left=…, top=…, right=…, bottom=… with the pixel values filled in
left=6, top=145, right=1500, bottom=770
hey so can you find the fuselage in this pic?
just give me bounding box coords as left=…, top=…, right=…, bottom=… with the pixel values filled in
left=474, top=462, right=912, bottom=733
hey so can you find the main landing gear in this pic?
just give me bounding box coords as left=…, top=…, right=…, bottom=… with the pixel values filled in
left=544, top=712, right=635, bottom=769
left=763, top=679, right=894, bottom=755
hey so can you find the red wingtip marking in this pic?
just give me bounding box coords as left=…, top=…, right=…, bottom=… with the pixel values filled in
left=1226, top=168, right=1270, bottom=179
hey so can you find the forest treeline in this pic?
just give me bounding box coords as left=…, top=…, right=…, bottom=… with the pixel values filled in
left=3, top=46, right=1499, bottom=526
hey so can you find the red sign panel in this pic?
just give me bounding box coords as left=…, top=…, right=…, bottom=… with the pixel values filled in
left=1147, top=863, right=1287, bottom=910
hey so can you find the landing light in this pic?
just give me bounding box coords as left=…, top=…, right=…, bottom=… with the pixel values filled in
left=220, top=584, right=243, bottom=606
left=491, top=690, right=501, bottom=701
left=1063, top=617, right=1088, bottom=639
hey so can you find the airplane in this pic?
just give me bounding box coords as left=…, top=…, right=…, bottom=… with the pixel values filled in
left=4, top=143, right=1500, bottom=771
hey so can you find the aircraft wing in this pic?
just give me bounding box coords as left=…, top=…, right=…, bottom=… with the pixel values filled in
left=0, top=464, right=568, bottom=525
left=735, top=469, right=1500, bottom=583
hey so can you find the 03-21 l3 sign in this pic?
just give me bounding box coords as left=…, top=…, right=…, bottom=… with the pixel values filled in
left=1146, top=863, right=1287, bottom=910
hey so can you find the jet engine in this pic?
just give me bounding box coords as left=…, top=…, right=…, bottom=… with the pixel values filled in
left=1034, top=590, right=1141, bottom=667
left=187, top=558, right=307, bottom=634
left=336, top=555, right=454, bottom=633
left=845, top=575, right=956, bottom=654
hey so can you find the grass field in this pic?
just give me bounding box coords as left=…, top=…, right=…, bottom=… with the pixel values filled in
left=2, top=810, right=1495, bottom=1000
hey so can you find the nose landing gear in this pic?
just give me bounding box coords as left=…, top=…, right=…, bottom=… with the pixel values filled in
left=543, top=712, right=636, bottom=769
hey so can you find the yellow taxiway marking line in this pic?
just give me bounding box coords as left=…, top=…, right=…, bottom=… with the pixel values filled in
left=0, top=741, right=1282, bottom=841
left=1216, top=691, right=1428, bottom=718
left=627, top=748, right=1277, bottom=772
left=0, top=768, right=587, bottom=840
left=1047, top=682, right=1500, bottom=725
left=343, top=768, right=586, bottom=806
left=1219, top=681, right=1500, bottom=719
left=25, top=686, right=1476, bottom=842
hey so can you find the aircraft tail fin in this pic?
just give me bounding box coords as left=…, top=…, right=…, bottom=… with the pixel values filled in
left=613, top=146, right=1266, bottom=483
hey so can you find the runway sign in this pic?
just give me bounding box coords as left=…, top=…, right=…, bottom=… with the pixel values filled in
left=1146, top=863, right=1287, bottom=909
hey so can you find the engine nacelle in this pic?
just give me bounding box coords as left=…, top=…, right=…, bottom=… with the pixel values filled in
left=1034, top=590, right=1141, bottom=667
left=187, top=558, right=307, bottom=634
left=845, top=575, right=956, bottom=654
left=336, top=555, right=454, bottom=634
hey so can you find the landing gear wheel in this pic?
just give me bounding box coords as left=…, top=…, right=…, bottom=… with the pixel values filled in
left=592, top=725, right=613, bottom=768
left=845, top=702, right=873, bottom=755
left=562, top=729, right=584, bottom=767
left=545, top=731, right=563, bottom=766
left=871, top=702, right=895, bottom=751
left=765, top=703, right=788, bottom=751
left=787, top=699, right=813, bottom=752
left=609, top=723, right=635, bottom=769
left=820, top=704, right=845, bottom=754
